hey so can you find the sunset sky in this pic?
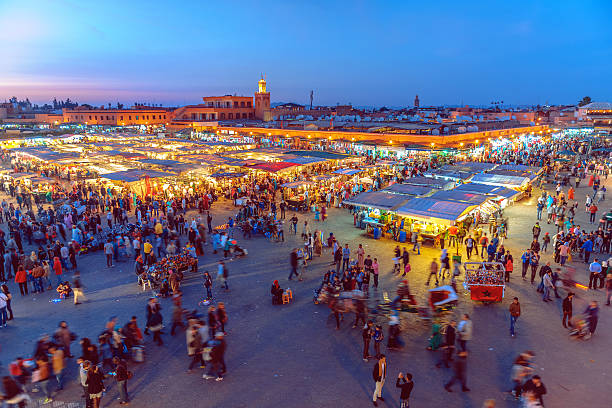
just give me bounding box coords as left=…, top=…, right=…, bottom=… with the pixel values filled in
left=1, top=0, right=611, bottom=107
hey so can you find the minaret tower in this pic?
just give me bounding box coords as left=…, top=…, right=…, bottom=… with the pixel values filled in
left=255, top=74, right=270, bottom=121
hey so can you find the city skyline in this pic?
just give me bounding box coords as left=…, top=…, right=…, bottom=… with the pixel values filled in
left=1, top=0, right=611, bottom=107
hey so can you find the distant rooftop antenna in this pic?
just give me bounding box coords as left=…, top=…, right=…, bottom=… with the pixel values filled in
left=310, top=90, right=314, bottom=110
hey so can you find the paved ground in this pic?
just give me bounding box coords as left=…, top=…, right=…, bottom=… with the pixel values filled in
left=1, top=177, right=611, bottom=408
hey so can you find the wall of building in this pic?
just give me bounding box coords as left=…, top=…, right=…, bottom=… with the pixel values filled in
left=63, top=109, right=169, bottom=125
left=217, top=124, right=551, bottom=147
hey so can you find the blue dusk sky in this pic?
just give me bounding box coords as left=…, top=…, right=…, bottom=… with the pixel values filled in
left=1, top=0, right=610, bottom=107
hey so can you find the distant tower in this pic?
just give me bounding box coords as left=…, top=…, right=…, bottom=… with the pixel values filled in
left=255, top=74, right=271, bottom=121
left=414, top=94, right=420, bottom=108
left=310, top=90, right=314, bottom=110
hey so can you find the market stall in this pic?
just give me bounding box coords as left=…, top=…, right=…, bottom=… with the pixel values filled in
left=394, top=198, right=477, bottom=245
left=463, top=262, right=505, bottom=302
left=344, top=191, right=410, bottom=238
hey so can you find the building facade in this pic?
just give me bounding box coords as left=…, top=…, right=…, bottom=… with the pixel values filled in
left=62, top=107, right=169, bottom=126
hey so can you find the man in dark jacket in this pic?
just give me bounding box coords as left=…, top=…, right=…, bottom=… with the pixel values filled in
left=522, top=375, right=547, bottom=406
left=562, top=292, right=574, bottom=328
left=396, top=372, right=414, bottom=408
left=444, top=351, right=469, bottom=392
left=203, top=332, right=226, bottom=381
left=113, top=357, right=130, bottom=405
left=288, top=249, right=299, bottom=280
left=362, top=321, right=373, bottom=361
left=436, top=320, right=456, bottom=368
left=372, top=354, right=387, bottom=406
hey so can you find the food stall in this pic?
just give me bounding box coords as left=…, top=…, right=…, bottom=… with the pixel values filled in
left=281, top=181, right=314, bottom=211
left=343, top=191, right=410, bottom=238
left=463, top=262, right=505, bottom=302
left=394, top=198, right=477, bottom=246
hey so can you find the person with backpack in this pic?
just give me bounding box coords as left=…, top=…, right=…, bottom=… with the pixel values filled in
left=113, top=357, right=131, bottom=405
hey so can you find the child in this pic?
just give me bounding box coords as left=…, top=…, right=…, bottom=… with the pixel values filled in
left=373, top=325, right=384, bottom=358
left=392, top=256, right=401, bottom=274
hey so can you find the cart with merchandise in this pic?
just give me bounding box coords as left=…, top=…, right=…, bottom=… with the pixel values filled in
left=463, top=261, right=505, bottom=302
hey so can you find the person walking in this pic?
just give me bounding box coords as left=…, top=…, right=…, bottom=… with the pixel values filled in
left=509, top=297, right=521, bottom=337
left=426, top=258, right=439, bottom=286
left=605, top=274, right=612, bottom=306
left=396, top=372, right=414, bottom=408
left=522, top=375, right=547, bottom=407
left=464, top=235, right=475, bottom=260
left=444, top=351, right=470, bottom=392
left=85, top=364, right=105, bottom=408
left=562, top=292, right=574, bottom=328
left=457, top=314, right=472, bottom=351
left=362, top=321, right=374, bottom=362
left=0, top=287, right=8, bottom=328
left=104, top=240, right=114, bottom=268
left=73, top=271, right=87, bottom=305
left=49, top=344, right=66, bottom=391
left=372, top=354, right=387, bottom=406
left=289, top=249, right=299, bottom=280
left=113, top=357, right=131, bottom=405
left=436, top=320, right=456, bottom=368
left=521, top=249, right=531, bottom=280
left=542, top=270, right=554, bottom=301
left=584, top=300, right=599, bottom=335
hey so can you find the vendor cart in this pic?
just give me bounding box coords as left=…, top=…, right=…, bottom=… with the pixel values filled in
left=463, top=262, right=505, bottom=302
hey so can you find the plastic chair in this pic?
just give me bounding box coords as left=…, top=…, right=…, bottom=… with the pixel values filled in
left=286, top=288, right=293, bottom=300
left=282, top=292, right=291, bottom=304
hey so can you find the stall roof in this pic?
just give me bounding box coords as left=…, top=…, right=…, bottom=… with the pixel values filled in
left=486, top=169, right=539, bottom=181
left=13, top=147, right=80, bottom=162
left=453, top=183, right=522, bottom=200
left=452, top=161, right=498, bottom=171
left=138, top=159, right=183, bottom=166
left=281, top=181, right=314, bottom=188
left=494, top=164, right=543, bottom=174
left=101, top=169, right=174, bottom=182
left=343, top=191, right=410, bottom=210
left=285, top=150, right=353, bottom=160
left=394, top=198, right=477, bottom=226
left=469, top=173, right=529, bottom=188
left=429, top=190, right=490, bottom=205
left=403, top=176, right=454, bottom=189
left=333, top=168, right=363, bottom=176
left=247, top=162, right=298, bottom=172
left=382, top=183, right=435, bottom=197
left=282, top=155, right=328, bottom=165
left=424, top=169, right=473, bottom=181
left=210, top=171, right=247, bottom=179
left=101, top=150, right=146, bottom=159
